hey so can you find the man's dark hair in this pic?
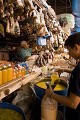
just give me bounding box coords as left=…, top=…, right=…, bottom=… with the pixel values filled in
left=65, top=32, right=80, bottom=48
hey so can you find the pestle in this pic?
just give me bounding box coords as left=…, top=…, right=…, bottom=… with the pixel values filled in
left=51, top=79, right=60, bottom=89
left=45, top=79, right=60, bottom=89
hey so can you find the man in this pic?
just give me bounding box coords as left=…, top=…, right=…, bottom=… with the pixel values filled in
left=19, top=41, right=32, bottom=61
left=45, top=32, right=80, bottom=120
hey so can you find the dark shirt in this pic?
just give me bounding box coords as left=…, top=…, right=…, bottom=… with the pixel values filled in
left=65, top=63, right=80, bottom=120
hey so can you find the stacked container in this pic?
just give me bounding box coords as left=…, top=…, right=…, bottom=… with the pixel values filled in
left=0, top=62, right=28, bottom=85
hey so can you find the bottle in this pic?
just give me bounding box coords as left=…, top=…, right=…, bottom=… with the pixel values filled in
left=2, top=65, right=7, bottom=84
left=17, top=65, right=22, bottom=78
left=22, top=62, right=28, bottom=74
left=21, top=66, right=26, bottom=76
left=12, top=69, right=16, bottom=79
left=21, top=67, right=25, bottom=77
left=0, top=67, right=2, bottom=85
left=24, top=67, right=27, bottom=75
left=7, top=64, right=13, bottom=82
left=15, top=67, right=19, bottom=78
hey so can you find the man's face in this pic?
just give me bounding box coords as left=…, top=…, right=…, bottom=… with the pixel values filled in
left=26, top=43, right=29, bottom=48
left=67, top=45, right=80, bottom=60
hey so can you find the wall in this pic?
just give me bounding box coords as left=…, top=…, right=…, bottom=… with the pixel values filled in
left=47, top=0, right=72, bottom=15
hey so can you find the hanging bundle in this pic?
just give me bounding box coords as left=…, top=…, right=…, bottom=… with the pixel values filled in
left=25, top=0, right=35, bottom=10
left=39, top=8, right=45, bottom=25
left=9, top=4, right=14, bottom=15
left=17, top=0, right=24, bottom=7
left=0, top=23, right=4, bottom=36
left=35, top=11, right=41, bottom=25
left=43, top=25, right=48, bottom=35
left=0, top=0, right=4, bottom=18
left=37, top=24, right=48, bottom=37
left=6, top=18, right=10, bottom=33
left=14, top=19, right=20, bottom=35
left=37, top=24, right=45, bottom=36
left=35, top=51, right=47, bottom=67
left=10, top=16, right=15, bottom=35
left=47, top=6, right=56, bottom=19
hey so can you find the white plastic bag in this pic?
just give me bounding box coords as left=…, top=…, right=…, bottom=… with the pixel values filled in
left=41, top=95, right=57, bottom=120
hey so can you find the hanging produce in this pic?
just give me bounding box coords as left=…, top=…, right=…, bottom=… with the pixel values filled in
left=35, top=51, right=47, bottom=67
left=17, top=0, right=24, bottom=7
left=0, top=0, right=4, bottom=17
left=14, top=18, right=20, bottom=35
left=25, top=0, right=35, bottom=10
left=39, top=8, right=45, bottom=25
left=10, top=16, right=15, bottom=35
left=6, top=18, right=10, bottom=33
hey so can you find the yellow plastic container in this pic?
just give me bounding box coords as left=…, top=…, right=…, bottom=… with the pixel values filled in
left=15, top=67, right=19, bottom=78
left=0, top=68, right=2, bottom=85
left=21, top=67, right=26, bottom=77
left=2, top=65, right=7, bottom=84
left=18, top=68, right=22, bottom=77
left=21, top=67, right=25, bottom=77
left=7, top=64, right=13, bottom=82
left=12, top=69, right=16, bottom=80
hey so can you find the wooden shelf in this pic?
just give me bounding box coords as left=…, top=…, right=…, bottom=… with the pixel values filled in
left=0, top=72, right=41, bottom=100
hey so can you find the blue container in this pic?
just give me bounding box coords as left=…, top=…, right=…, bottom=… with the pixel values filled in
left=43, top=34, right=51, bottom=38
left=0, top=102, right=26, bottom=120
left=72, top=0, right=80, bottom=17
left=74, top=27, right=80, bottom=32
left=75, top=17, right=80, bottom=27
left=34, top=79, right=68, bottom=115
left=70, top=30, right=76, bottom=35
left=34, top=79, right=68, bottom=100
left=36, top=36, right=46, bottom=46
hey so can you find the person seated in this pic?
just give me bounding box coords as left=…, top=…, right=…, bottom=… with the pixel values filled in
left=19, top=41, right=32, bottom=61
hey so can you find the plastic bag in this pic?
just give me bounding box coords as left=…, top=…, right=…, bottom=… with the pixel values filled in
left=12, top=83, right=34, bottom=113
left=41, top=95, right=57, bottom=120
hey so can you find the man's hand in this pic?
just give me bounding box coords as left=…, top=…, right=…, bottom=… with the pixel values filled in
left=55, top=68, right=64, bottom=76
left=45, top=84, right=53, bottom=97
left=55, top=67, right=72, bottom=74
